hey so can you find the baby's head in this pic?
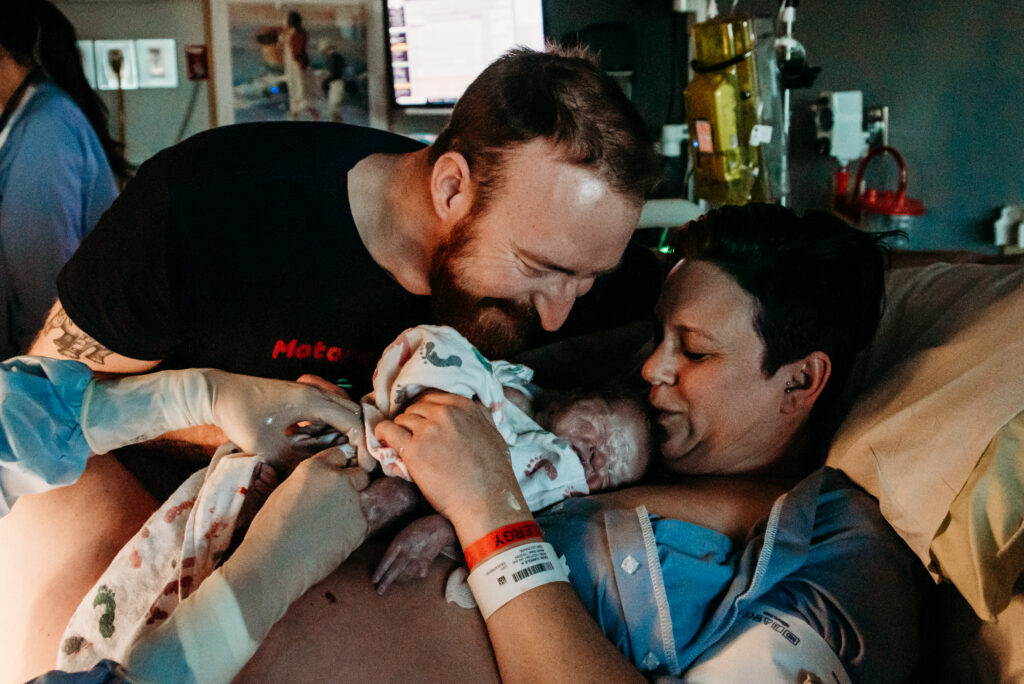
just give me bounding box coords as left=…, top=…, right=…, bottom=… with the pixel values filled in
left=533, top=387, right=651, bottom=493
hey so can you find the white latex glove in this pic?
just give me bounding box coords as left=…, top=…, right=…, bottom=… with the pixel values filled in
left=221, top=446, right=370, bottom=635
left=123, top=447, right=370, bottom=684
left=81, top=368, right=365, bottom=472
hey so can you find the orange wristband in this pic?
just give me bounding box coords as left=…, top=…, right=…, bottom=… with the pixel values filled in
left=463, top=521, right=543, bottom=570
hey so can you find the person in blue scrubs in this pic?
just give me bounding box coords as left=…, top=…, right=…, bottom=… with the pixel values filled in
left=0, top=0, right=131, bottom=359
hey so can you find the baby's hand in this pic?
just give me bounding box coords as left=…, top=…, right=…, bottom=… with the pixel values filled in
left=235, top=460, right=281, bottom=530
left=372, top=513, right=458, bottom=595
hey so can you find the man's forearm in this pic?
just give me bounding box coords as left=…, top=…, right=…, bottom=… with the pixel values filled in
left=159, top=425, right=230, bottom=449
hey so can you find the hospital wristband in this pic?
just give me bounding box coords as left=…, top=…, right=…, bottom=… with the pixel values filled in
left=463, top=520, right=543, bottom=570
left=466, top=541, right=569, bottom=620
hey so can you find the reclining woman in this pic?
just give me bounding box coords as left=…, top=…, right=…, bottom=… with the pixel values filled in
left=20, top=203, right=923, bottom=682
left=245, top=203, right=922, bottom=682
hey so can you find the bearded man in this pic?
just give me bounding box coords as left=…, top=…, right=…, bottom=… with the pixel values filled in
left=31, top=45, right=661, bottom=400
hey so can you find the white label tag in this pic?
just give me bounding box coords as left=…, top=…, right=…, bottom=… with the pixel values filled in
left=749, top=124, right=773, bottom=145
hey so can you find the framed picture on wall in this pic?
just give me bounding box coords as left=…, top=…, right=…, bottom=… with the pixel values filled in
left=205, top=0, right=385, bottom=127
left=136, top=39, right=179, bottom=88
left=93, top=39, right=139, bottom=90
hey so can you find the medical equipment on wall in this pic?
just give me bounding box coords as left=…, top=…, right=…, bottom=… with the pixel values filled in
left=812, top=89, right=895, bottom=223
left=834, top=145, right=924, bottom=247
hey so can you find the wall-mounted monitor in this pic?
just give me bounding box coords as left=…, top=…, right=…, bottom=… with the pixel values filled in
left=386, top=0, right=544, bottom=109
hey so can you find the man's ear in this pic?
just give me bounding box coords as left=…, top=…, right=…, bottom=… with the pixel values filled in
left=429, top=151, right=473, bottom=226
left=779, top=351, right=831, bottom=414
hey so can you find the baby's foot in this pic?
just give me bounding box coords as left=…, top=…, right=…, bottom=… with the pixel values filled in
left=524, top=455, right=558, bottom=481
left=372, top=513, right=458, bottom=594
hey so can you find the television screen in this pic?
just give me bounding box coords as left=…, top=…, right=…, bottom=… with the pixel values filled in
left=386, top=0, right=545, bottom=108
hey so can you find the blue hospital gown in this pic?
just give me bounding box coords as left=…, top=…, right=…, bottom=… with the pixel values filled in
left=537, top=467, right=922, bottom=682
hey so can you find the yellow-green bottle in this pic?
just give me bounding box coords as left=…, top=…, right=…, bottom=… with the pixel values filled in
left=684, top=16, right=760, bottom=206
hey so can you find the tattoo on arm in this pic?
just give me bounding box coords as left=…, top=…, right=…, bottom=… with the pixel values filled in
left=44, top=308, right=115, bottom=365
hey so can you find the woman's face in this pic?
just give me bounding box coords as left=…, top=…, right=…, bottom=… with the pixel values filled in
left=641, top=260, right=789, bottom=475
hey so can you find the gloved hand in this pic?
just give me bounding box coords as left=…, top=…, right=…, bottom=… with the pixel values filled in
left=220, top=445, right=370, bottom=639
left=122, top=447, right=370, bottom=684
left=80, top=369, right=365, bottom=473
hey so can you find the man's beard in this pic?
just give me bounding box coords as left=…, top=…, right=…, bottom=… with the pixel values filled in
left=428, top=220, right=535, bottom=359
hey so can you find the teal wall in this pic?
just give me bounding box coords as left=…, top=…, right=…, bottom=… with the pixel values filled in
left=786, top=1, right=1023, bottom=251
left=552, top=0, right=1023, bottom=252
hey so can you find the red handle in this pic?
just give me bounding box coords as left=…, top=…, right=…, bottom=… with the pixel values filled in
left=853, top=145, right=908, bottom=205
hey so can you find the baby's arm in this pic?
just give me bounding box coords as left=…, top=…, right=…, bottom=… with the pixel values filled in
left=502, top=386, right=534, bottom=416
left=360, top=476, right=421, bottom=536
left=372, top=513, right=459, bottom=594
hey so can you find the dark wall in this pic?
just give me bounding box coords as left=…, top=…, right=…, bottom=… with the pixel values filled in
left=786, top=0, right=1024, bottom=251
left=544, top=0, right=682, bottom=134
left=551, top=0, right=1023, bottom=252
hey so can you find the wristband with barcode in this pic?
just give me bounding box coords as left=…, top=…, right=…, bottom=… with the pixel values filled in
left=466, top=541, right=569, bottom=619
left=463, top=520, right=543, bottom=570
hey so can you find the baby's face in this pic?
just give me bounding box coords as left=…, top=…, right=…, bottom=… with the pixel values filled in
left=539, top=396, right=651, bottom=492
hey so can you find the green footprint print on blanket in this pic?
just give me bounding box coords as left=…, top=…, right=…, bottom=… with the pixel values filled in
left=423, top=342, right=463, bottom=368
left=94, top=584, right=116, bottom=638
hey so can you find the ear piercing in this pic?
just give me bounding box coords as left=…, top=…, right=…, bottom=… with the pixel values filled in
left=785, top=381, right=794, bottom=394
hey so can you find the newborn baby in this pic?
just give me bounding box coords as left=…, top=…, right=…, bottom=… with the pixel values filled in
left=362, top=325, right=651, bottom=506
left=361, top=325, right=652, bottom=593
left=521, top=386, right=651, bottom=493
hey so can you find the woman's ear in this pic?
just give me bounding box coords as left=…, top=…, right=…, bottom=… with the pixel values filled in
left=780, top=351, right=831, bottom=414
left=429, top=151, right=473, bottom=226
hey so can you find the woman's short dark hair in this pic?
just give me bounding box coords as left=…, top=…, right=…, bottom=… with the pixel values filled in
left=670, top=203, right=894, bottom=417
left=428, top=44, right=661, bottom=214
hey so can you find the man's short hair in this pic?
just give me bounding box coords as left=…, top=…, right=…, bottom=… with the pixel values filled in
left=670, top=203, right=894, bottom=418
left=428, top=44, right=661, bottom=214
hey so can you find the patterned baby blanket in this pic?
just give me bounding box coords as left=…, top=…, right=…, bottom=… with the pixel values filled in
left=361, top=325, right=588, bottom=511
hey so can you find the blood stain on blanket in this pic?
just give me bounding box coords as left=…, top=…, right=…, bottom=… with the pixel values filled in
left=140, top=525, right=150, bottom=538
left=145, top=602, right=168, bottom=625
left=204, top=519, right=231, bottom=542
left=93, top=585, right=116, bottom=638
left=164, top=498, right=196, bottom=523
left=179, top=574, right=195, bottom=599
left=61, top=635, right=88, bottom=655
left=129, top=547, right=142, bottom=568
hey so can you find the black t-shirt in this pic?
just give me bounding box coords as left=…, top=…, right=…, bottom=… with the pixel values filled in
left=58, top=122, right=661, bottom=396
